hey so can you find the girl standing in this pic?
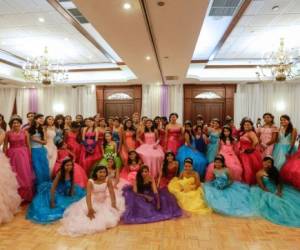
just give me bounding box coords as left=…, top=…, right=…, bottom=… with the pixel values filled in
left=157, top=151, right=178, bottom=188
left=272, top=115, right=297, bottom=170
left=256, top=113, right=277, bottom=158
left=206, top=118, right=222, bottom=163
left=54, top=115, right=65, bottom=145
left=0, top=127, right=21, bottom=224
left=64, top=115, right=72, bottom=133
left=238, top=118, right=262, bottom=185
left=122, top=165, right=182, bottom=224
left=26, top=158, right=85, bottom=224
left=4, top=115, right=35, bottom=201
left=168, top=158, right=211, bottom=214
left=28, top=114, right=50, bottom=186
left=65, top=121, right=82, bottom=163
left=120, top=119, right=136, bottom=165
left=112, top=117, right=123, bottom=153
left=206, top=126, right=243, bottom=182
left=44, top=116, right=58, bottom=175
left=97, top=118, right=106, bottom=157
left=165, top=113, right=183, bottom=155
left=194, top=125, right=207, bottom=154
left=59, top=165, right=125, bottom=236
left=136, top=119, right=164, bottom=179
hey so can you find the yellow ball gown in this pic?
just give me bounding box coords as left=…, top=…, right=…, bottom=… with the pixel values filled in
left=168, top=176, right=211, bottom=214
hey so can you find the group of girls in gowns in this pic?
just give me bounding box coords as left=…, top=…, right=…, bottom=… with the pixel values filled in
left=1, top=111, right=300, bottom=231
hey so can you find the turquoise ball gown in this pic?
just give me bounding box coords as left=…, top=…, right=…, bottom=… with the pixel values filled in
left=204, top=168, right=255, bottom=217
left=250, top=176, right=300, bottom=227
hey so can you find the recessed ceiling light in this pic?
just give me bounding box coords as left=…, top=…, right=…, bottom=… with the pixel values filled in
left=64, top=37, right=69, bottom=41
left=272, top=5, right=279, bottom=11
left=123, top=3, right=132, bottom=10
left=38, top=17, right=45, bottom=23
left=146, top=56, right=151, bottom=60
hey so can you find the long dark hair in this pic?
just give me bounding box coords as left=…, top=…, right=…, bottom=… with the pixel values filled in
left=263, top=113, right=274, bottom=125
left=214, top=154, right=226, bottom=168
left=44, top=116, right=54, bottom=127
left=123, top=119, right=136, bottom=132
left=162, top=151, right=175, bottom=177
left=103, top=131, right=112, bottom=149
left=127, top=150, right=139, bottom=165
left=184, top=120, right=194, bottom=142
left=0, top=114, right=7, bottom=131
left=239, top=118, right=255, bottom=133
left=169, top=112, right=178, bottom=121
left=59, top=158, right=74, bottom=196
left=28, top=114, right=45, bottom=140
left=280, top=114, right=293, bottom=137
left=8, top=115, right=22, bottom=128
left=220, top=126, right=234, bottom=144
left=144, top=119, right=155, bottom=133
left=54, top=114, right=65, bottom=129
left=153, top=116, right=161, bottom=129
left=136, top=165, right=150, bottom=193
left=263, top=156, right=280, bottom=186
left=70, top=121, right=82, bottom=144
left=91, top=165, right=108, bottom=180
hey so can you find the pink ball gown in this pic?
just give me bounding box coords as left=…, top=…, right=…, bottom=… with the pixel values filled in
left=281, top=148, right=300, bottom=190
left=136, top=132, right=164, bottom=178
left=52, top=149, right=88, bottom=188
left=120, top=130, right=136, bottom=165
left=120, top=163, right=140, bottom=185
left=205, top=140, right=243, bottom=182
left=58, top=179, right=125, bottom=236
left=0, top=150, right=21, bottom=224
left=6, top=130, right=35, bottom=202
left=166, top=127, right=182, bottom=154
left=65, top=131, right=81, bottom=163
left=79, top=130, right=101, bottom=175
left=238, top=133, right=263, bottom=185
left=256, top=126, right=277, bottom=158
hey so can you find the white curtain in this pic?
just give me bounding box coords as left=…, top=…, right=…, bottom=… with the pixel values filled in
left=141, top=84, right=161, bottom=118
left=16, top=88, right=30, bottom=120
left=0, top=88, right=16, bottom=121
left=234, top=83, right=300, bottom=130
left=75, top=86, right=97, bottom=117
left=168, top=84, right=183, bottom=124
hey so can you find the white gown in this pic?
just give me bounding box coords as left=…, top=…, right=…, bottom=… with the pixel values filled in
left=0, top=151, right=21, bottom=224
left=45, top=128, right=57, bottom=175
left=58, top=179, right=125, bottom=236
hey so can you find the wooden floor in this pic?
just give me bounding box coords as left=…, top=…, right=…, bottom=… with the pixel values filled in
left=1, top=206, right=300, bottom=250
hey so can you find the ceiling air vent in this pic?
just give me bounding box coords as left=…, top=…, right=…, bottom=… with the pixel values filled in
left=68, top=8, right=89, bottom=24
left=209, top=0, right=242, bottom=16
left=165, top=76, right=179, bottom=81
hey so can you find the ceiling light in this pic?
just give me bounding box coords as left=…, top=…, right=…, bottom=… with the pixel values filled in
left=146, top=56, right=151, bottom=60
left=272, top=5, right=279, bottom=11
left=123, top=3, right=132, bottom=10
left=64, top=37, right=69, bottom=41
left=38, top=17, right=45, bottom=23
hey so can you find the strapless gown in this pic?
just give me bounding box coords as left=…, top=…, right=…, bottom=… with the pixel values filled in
left=166, top=127, right=182, bottom=155
left=45, top=128, right=57, bottom=175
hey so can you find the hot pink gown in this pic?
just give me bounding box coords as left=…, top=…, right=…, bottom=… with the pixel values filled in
left=66, top=131, right=81, bottom=163
left=205, top=140, right=243, bottom=182
left=120, top=131, right=136, bottom=165
left=239, top=133, right=262, bottom=185
left=166, top=127, right=182, bottom=154
left=159, top=162, right=178, bottom=188
left=256, top=126, right=277, bottom=158
left=281, top=148, right=300, bottom=190
left=136, top=132, right=164, bottom=178
left=6, top=130, right=35, bottom=202
left=79, top=130, right=101, bottom=175
left=53, top=149, right=88, bottom=188
left=120, top=163, right=140, bottom=185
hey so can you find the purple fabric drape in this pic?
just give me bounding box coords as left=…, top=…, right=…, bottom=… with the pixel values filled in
left=29, top=88, right=38, bottom=112
left=161, top=85, right=169, bottom=116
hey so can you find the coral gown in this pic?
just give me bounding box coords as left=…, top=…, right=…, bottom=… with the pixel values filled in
left=65, top=131, right=81, bottom=163
left=136, top=132, right=164, bottom=179
left=166, top=127, right=182, bottom=155
left=6, top=130, right=35, bottom=201
left=120, top=163, right=140, bottom=185
left=238, top=134, right=262, bottom=185
left=281, top=148, right=300, bottom=190
left=120, top=130, right=136, bottom=165
left=52, top=149, right=88, bottom=188
left=206, top=140, right=243, bottom=182
left=159, top=162, right=178, bottom=188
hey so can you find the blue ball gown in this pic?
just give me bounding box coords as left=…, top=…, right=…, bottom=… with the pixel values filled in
left=26, top=180, right=86, bottom=224
left=272, top=131, right=297, bottom=170
left=250, top=177, right=300, bottom=227
left=206, top=131, right=220, bottom=163
left=176, top=137, right=208, bottom=178
left=204, top=169, right=255, bottom=217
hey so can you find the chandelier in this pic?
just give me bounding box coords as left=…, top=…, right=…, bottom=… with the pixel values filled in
left=22, top=47, right=68, bottom=85
left=257, top=38, right=300, bottom=81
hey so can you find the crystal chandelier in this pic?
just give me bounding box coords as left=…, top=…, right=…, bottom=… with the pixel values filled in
left=257, top=38, right=300, bottom=81
left=22, top=47, right=68, bottom=85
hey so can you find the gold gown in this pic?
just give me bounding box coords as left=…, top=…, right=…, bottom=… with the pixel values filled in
left=168, top=176, right=211, bottom=214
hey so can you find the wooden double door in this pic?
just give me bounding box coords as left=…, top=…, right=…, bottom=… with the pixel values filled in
left=96, top=85, right=142, bottom=119
left=184, top=84, right=236, bottom=124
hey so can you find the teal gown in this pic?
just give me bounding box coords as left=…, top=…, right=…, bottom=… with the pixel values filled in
left=272, top=131, right=297, bottom=170
left=204, top=168, right=255, bottom=217
left=206, top=131, right=220, bottom=163
left=250, top=177, right=300, bottom=227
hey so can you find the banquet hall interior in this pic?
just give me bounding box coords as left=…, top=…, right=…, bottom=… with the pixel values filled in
left=1, top=0, right=300, bottom=249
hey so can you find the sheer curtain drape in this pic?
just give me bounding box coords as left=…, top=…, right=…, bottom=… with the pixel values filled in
left=0, top=88, right=16, bottom=121
left=168, top=84, right=183, bottom=124
left=16, top=88, right=30, bottom=120
left=234, top=83, right=300, bottom=130
left=141, top=84, right=161, bottom=118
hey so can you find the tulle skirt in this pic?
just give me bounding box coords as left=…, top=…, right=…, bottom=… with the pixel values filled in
left=0, top=153, right=21, bottom=224
left=31, top=147, right=50, bottom=186
left=280, top=150, right=300, bottom=190
left=273, top=144, right=297, bottom=170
